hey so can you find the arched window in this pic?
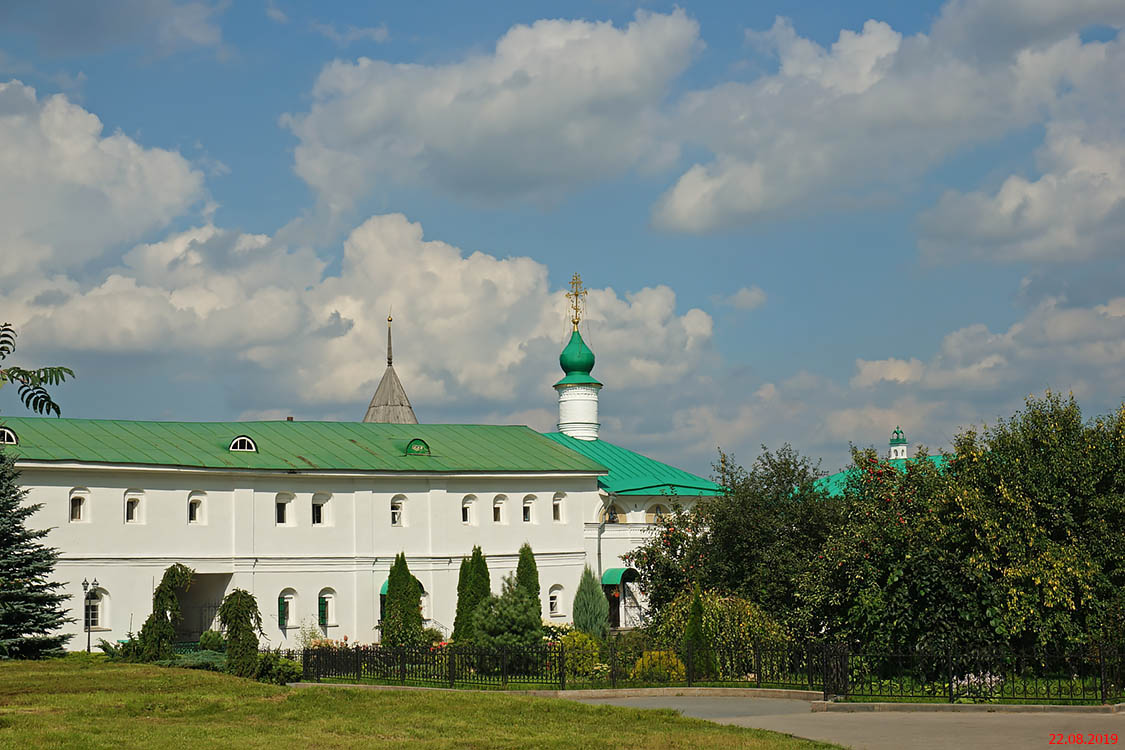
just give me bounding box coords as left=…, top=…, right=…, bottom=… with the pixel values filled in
left=420, top=591, right=430, bottom=620
left=124, top=490, right=144, bottom=524
left=84, top=587, right=108, bottom=630
left=390, top=495, right=406, bottom=527
left=275, top=492, right=294, bottom=526
left=312, top=493, right=331, bottom=526
left=0, top=426, right=17, bottom=445
left=461, top=494, right=476, bottom=525
left=548, top=584, right=564, bottom=616
left=600, top=503, right=623, bottom=524
left=318, top=588, right=336, bottom=629
left=645, top=504, right=668, bottom=524
left=492, top=495, right=506, bottom=524
left=69, top=488, right=89, bottom=523
left=522, top=495, right=536, bottom=524
left=278, top=588, right=297, bottom=630
left=229, top=435, right=257, bottom=452
left=187, top=491, right=206, bottom=525
left=552, top=492, right=565, bottom=523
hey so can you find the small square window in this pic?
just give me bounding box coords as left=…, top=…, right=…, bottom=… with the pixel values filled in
left=125, top=498, right=140, bottom=523
left=188, top=499, right=201, bottom=524
left=70, top=497, right=85, bottom=522
left=461, top=505, right=470, bottom=524
left=493, top=505, right=502, bottom=523
left=391, top=503, right=403, bottom=527
left=523, top=504, right=531, bottom=523
left=549, top=593, right=559, bottom=615
left=276, top=501, right=287, bottom=525
left=312, top=502, right=324, bottom=526
left=552, top=501, right=561, bottom=522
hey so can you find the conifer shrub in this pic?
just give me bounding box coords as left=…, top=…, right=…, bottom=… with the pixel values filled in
left=631, top=650, right=686, bottom=682
left=572, top=566, right=609, bottom=640
left=198, top=629, right=225, bottom=652
left=154, top=650, right=227, bottom=672
left=138, top=563, right=194, bottom=662
left=683, top=586, right=718, bottom=679
left=219, top=588, right=263, bottom=678
left=382, top=552, right=423, bottom=648
left=515, top=542, right=541, bottom=616
left=471, top=574, right=543, bottom=673
left=0, top=449, right=72, bottom=658
left=452, top=546, right=490, bottom=643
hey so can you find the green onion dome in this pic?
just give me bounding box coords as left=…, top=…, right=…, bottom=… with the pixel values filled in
left=555, top=329, right=601, bottom=387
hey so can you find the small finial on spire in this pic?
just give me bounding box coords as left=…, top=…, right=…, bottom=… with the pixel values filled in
left=386, top=310, right=393, bottom=366
left=566, top=272, right=588, bottom=331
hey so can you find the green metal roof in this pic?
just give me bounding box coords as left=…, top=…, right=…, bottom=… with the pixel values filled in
left=380, top=576, right=423, bottom=595
left=816, top=455, right=949, bottom=497
left=601, top=567, right=638, bottom=585
left=0, top=418, right=609, bottom=475
left=540, top=433, right=722, bottom=497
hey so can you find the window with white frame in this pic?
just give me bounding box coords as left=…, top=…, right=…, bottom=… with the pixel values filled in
left=645, top=504, right=668, bottom=524
left=278, top=588, right=297, bottom=630
left=548, top=584, right=564, bottom=616
left=84, top=588, right=107, bottom=630
left=552, top=492, right=564, bottom=523
left=461, top=495, right=476, bottom=525
left=390, top=495, right=405, bottom=527
left=312, top=493, right=330, bottom=526
left=522, top=495, right=535, bottom=523
left=493, top=495, right=506, bottom=524
left=229, top=435, right=257, bottom=452
left=318, top=588, right=336, bottom=629
left=69, top=489, right=88, bottom=523
left=276, top=493, right=294, bottom=526
left=188, top=492, right=206, bottom=524
left=124, top=491, right=143, bottom=524
left=0, top=426, right=17, bottom=445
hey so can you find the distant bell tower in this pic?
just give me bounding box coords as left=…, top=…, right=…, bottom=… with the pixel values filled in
left=554, top=273, right=602, bottom=440
left=889, top=426, right=907, bottom=460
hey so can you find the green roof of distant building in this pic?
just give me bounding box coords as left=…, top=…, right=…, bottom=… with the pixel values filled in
left=541, top=432, right=722, bottom=497
left=0, top=417, right=609, bottom=475
left=816, top=455, right=949, bottom=497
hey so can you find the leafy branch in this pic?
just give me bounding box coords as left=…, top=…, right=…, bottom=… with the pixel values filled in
left=0, top=323, right=74, bottom=417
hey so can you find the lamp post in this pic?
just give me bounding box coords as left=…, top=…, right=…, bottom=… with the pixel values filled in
left=81, top=577, right=98, bottom=653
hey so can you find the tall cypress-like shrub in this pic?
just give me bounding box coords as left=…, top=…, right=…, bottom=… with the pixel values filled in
left=452, top=556, right=472, bottom=641
left=572, top=566, right=609, bottom=640
left=453, top=546, right=490, bottom=642
left=139, top=563, right=194, bottom=661
left=382, top=552, right=423, bottom=647
left=515, top=542, right=541, bottom=617
left=684, top=586, right=717, bottom=678
left=0, top=449, right=71, bottom=658
left=218, top=588, right=263, bottom=678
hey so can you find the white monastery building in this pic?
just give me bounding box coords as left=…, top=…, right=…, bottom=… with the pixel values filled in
left=3, top=276, right=721, bottom=649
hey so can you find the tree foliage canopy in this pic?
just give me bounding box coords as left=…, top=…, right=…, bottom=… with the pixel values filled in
left=382, top=552, right=423, bottom=648
left=0, top=323, right=74, bottom=417
left=0, top=449, right=71, bottom=658
left=139, top=563, right=194, bottom=662
left=470, top=573, right=542, bottom=651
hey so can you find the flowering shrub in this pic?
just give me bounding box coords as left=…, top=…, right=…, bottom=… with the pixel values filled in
left=952, top=672, right=1003, bottom=697
left=631, top=650, right=686, bottom=683
left=561, top=631, right=600, bottom=678
left=652, top=589, right=788, bottom=653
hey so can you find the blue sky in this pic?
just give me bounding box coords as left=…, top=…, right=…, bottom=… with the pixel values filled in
left=1, top=0, right=1123, bottom=474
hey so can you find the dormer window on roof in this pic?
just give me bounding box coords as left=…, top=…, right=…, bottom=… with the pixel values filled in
left=229, top=435, right=257, bottom=452
left=405, top=438, right=430, bottom=456
left=0, top=426, right=17, bottom=445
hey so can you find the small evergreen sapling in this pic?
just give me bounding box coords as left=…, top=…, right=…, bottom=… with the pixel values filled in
left=572, top=566, right=609, bottom=640
left=684, top=586, right=718, bottom=678
left=219, top=588, right=263, bottom=678
left=515, top=542, right=541, bottom=617
left=0, top=449, right=71, bottom=658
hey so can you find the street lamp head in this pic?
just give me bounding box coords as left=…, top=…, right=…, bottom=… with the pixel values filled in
left=91, top=578, right=99, bottom=588
left=81, top=578, right=89, bottom=592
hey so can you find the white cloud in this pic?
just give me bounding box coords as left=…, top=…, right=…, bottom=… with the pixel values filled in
left=653, top=8, right=1122, bottom=232
left=851, top=358, right=924, bottom=387
left=265, top=1, right=287, bottom=24
left=0, top=81, right=205, bottom=278
left=310, top=22, right=389, bottom=46
left=720, top=286, right=767, bottom=311
left=283, top=10, right=699, bottom=212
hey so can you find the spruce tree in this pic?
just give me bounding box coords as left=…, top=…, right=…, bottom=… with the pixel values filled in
left=453, top=546, right=490, bottom=642
left=0, top=449, right=71, bottom=658
left=515, top=542, right=541, bottom=617
left=382, top=552, right=423, bottom=647
left=452, top=556, right=472, bottom=642
left=572, top=566, right=609, bottom=640
left=471, top=573, right=542, bottom=650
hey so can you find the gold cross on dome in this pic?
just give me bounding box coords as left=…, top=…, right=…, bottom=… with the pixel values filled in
left=566, top=272, right=587, bottom=330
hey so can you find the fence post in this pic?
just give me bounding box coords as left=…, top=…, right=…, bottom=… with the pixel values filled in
left=609, top=636, right=617, bottom=688
left=947, top=644, right=954, bottom=704
left=399, top=647, right=407, bottom=685
left=501, top=648, right=509, bottom=689
left=354, top=644, right=361, bottom=683
left=559, top=642, right=566, bottom=691
left=686, top=640, right=695, bottom=687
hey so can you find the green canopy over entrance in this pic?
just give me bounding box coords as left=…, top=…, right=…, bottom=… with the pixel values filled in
left=601, top=567, right=638, bottom=585
left=380, top=576, right=424, bottom=595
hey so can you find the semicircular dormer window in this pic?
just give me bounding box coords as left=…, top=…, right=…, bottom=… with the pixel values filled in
left=229, top=435, right=257, bottom=452
left=0, top=426, right=17, bottom=445
left=405, top=438, right=430, bottom=456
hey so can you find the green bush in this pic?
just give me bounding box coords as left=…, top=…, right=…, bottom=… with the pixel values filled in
left=256, top=651, right=302, bottom=684
left=542, top=622, right=573, bottom=642
left=652, top=589, right=788, bottom=652
left=561, top=631, right=599, bottom=678
left=631, top=650, right=686, bottom=683
left=97, top=633, right=143, bottom=662
left=198, top=629, right=225, bottom=652
left=153, top=650, right=227, bottom=672
left=421, top=627, right=445, bottom=645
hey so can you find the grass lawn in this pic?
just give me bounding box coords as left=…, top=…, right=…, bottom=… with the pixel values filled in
left=0, top=655, right=843, bottom=750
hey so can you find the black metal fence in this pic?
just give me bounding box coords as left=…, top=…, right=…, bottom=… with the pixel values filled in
left=289, top=638, right=1125, bottom=704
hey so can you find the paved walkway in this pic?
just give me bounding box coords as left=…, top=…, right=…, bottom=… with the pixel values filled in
left=572, top=696, right=1125, bottom=749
